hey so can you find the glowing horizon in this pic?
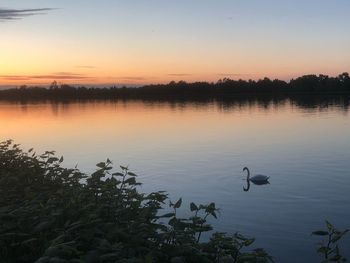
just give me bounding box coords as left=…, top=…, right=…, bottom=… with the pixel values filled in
left=1, top=0, right=349, bottom=86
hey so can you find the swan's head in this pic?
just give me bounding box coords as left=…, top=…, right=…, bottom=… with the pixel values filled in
left=243, top=167, right=249, bottom=172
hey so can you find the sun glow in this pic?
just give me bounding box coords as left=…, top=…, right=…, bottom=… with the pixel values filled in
left=0, top=1, right=349, bottom=86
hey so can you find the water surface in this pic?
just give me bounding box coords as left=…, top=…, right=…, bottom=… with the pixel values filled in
left=1, top=99, right=349, bottom=262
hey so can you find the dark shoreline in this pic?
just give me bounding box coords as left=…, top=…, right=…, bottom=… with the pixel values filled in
left=0, top=73, right=349, bottom=111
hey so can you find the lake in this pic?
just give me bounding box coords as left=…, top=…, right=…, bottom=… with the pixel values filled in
left=1, top=98, right=349, bottom=262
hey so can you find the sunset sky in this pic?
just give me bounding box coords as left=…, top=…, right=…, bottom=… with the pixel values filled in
left=0, top=0, right=349, bottom=86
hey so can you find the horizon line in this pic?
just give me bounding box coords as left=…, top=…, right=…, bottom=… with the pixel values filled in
left=0, top=72, right=349, bottom=89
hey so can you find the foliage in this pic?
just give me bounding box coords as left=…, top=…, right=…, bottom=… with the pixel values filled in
left=0, top=72, right=349, bottom=102
left=312, top=221, right=348, bottom=262
left=0, top=140, right=273, bottom=263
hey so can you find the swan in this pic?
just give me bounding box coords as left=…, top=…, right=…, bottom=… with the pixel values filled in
left=243, top=167, right=269, bottom=184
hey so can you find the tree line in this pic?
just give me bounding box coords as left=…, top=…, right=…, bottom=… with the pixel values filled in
left=0, top=73, right=349, bottom=101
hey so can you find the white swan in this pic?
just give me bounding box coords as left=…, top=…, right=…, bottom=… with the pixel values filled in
left=243, top=167, right=269, bottom=184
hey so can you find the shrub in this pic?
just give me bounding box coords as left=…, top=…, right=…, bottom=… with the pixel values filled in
left=312, top=221, right=348, bottom=262
left=0, top=140, right=272, bottom=263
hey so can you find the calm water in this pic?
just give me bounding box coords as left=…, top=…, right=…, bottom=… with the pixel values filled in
left=1, top=99, right=350, bottom=262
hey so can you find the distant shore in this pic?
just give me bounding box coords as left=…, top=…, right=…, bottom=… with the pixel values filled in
left=0, top=73, right=349, bottom=102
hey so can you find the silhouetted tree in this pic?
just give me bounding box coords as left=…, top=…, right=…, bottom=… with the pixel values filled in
left=0, top=73, right=349, bottom=104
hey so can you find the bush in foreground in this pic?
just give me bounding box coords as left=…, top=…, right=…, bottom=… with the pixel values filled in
left=0, top=140, right=272, bottom=262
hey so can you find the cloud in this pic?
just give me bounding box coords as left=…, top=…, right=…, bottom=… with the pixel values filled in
left=75, top=65, right=96, bottom=69
left=0, top=8, right=55, bottom=21
left=217, top=73, right=250, bottom=77
left=0, top=76, right=30, bottom=81
left=118, top=76, right=149, bottom=81
left=0, top=72, right=91, bottom=81
left=167, top=73, right=193, bottom=77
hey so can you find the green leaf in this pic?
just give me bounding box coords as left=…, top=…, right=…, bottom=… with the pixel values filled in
left=174, top=198, right=182, bottom=209
left=96, top=162, right=105, bottom=168
left=312, top=231, right=329, bottom=236
left=112, top=172, right=124, bottom=177
left=317, top=246, right=329, bottom=254
left=326, top=220, right=334, bottom=231
left=120, top=165, right=128, bottom=170
left=331, top=234, right=342, bottom=243
left=124, top=177, right=136, bottom=185
left=331, top=229, right=348, bottom=243
left=159, top=213, right=175, bottom=218
left=235, top=233, right=248, bottom=240
left=244, top=238, right=255, bottom=247
left=127, top=172, right=137, bottom=177
left=47, top=157, right=58, bottom=163
left=190, top=202, right=198, bottom=211
left=205, top=202, right=216, bottom=213
left=169, top=217, right=177, bottom=226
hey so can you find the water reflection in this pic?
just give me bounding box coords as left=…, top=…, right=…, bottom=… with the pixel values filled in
left=0, top=96, right=350, bottom=263
left=243, top=178, right=270, bottom=192
left=0, top=93, right=349, bottom=116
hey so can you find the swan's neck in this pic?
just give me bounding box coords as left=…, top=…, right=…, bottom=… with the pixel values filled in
left=246, top=169, right=250, bottom=180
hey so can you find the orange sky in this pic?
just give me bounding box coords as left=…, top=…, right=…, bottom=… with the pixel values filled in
left=0, top=1, right=349, bottom=86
